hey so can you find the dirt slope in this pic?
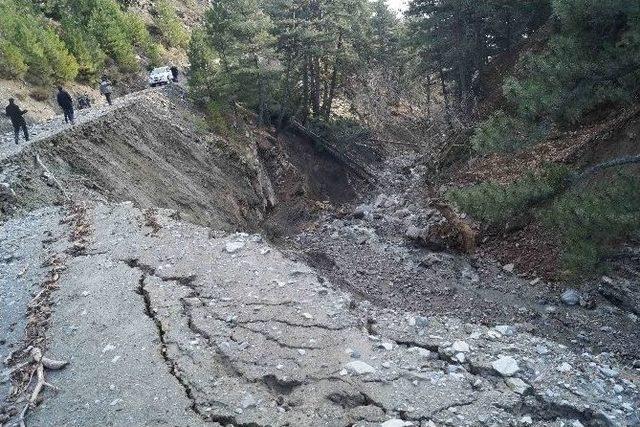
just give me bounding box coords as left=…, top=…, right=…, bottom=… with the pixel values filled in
left=0, top=87, right=273, bottom=231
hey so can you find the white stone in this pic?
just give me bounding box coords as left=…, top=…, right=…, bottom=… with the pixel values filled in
left=224, top=241, right=245, bottom=253
left=380, top=420, right=414, bottom=427
left=492, top=356, right=520, bottom=376
left=520, top=415, right=533, bottom=425
left=503, top=263, right=515, bottom=273
left=378, top=342, right=394, bottom=351
left=506, top=377, right=531, bottom=395
left=494, top=325, right=516, bottom=336
left=557, top=362, right=572, bottom=373
left=452, top=340, right=470, bottom=353
left=345, top=361, right=376, bottom=375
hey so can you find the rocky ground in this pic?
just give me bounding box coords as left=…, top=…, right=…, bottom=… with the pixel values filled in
left=1, top=202, right=638, bottom=426
left=0, top=87, right=639, bottom=426
left=290, top=153, right=640, bottom=363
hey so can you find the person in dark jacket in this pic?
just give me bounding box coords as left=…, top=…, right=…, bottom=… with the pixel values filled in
left=99, top=76, right=113, bottom=105
left=170, top=65, right=179, bottom=82
left=56, top=86, right=75, bottom=125
left=5, top=98, right=29, bottom=145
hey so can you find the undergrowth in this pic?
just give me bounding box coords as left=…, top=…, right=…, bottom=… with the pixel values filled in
left=446, top=165, right=569, bottom=225
left=448, top=169, right=640, bottom=276
left=545, top=173, right=640, bottom=276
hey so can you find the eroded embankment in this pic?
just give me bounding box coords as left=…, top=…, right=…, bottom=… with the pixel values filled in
left=0, top=88, right=274, bottom=231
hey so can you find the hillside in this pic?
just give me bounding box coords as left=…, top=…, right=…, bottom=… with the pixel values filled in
left=0, top=0, right=201, bottom=124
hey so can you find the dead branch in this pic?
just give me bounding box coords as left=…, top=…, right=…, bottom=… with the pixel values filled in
left=569, top=154, right=640, bottom=186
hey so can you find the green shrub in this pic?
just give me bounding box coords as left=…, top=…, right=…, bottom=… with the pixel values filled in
left=0, top=1, right=79, bottom=84
left=60, top=19, right=107, bottom=80
left=0, top=39, right=28, bottom=78
left=154, top=0, right=189, bottom=48
left=123, top=12, right=162, bottom=66
left=87, top=0, right=139, bottom=72
left=545, top=174, right=640, bottom=275
left=446, top=165, right=569, bottom=225
left=471, top=110, right=547, bottom=154
left=205, top=100, right=232, bottom=136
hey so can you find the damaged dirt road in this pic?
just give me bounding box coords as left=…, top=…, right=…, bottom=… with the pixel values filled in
left=2, top=203, right=639, bottom=426
left=1, top=88, right=639, bottom=426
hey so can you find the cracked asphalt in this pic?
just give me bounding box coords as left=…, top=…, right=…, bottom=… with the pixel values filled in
left=2, top=202, right=638, bottom=426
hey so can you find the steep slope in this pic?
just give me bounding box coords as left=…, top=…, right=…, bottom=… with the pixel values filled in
left=0, top=87, right=273, bottom=231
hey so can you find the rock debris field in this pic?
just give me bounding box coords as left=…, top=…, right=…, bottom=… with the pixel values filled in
left=0, top=88, right=638, bottom=426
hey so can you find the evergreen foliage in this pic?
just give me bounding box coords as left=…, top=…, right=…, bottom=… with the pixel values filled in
left=0, top=0, right=79, bottom=83
left=189, top=0, right=404, bottom=124
left=472, top=0, right=640, bottom=154
left=0, top=0, right=164, bottom=82
left=546, top=174, right=640, bottom=275
left=446, top=165, right=569, bottom=225
left=406, top=0, right=551, bottom=112
left=154, top=0, right=190, bottom=48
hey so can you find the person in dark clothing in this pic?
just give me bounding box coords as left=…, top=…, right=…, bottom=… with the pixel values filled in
left=170, top=65, right=179, bottom=82
left=5, top=98, right=29, bottom=145
left=56, top=86, right=75, bottom=125
left=99, top=76, right=113, bottom=105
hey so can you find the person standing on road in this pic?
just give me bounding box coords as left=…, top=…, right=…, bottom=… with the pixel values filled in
left=5, top=98, right=29, bottom=145
left=99, top=76, right=113, bottom=106
left=170, top=65, right=179, bottom=83
left=56, top=86, right=75, bottom=125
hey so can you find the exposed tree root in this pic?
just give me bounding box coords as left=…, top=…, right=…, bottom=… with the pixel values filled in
left=18, top=347, right=68, bottom=427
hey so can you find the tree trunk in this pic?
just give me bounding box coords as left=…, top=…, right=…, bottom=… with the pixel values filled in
left=321, top=33, right=343, bottom=121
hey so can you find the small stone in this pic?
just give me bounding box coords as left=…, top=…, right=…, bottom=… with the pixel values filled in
left=298, top=349, right=306, bottom=355
left=407, top=347, right=431, bottom=358
left=599, top=366, right=619, bottom=378
left=535, top=345, right=550, bottom=355
left=571, top=421, right=584, bottom=427
left=353, top=204, right=372, bottom=219
left=378, top=342, right=394, bottom=351
left=561, top=289, right=580, bottom=306
left=380, top=420, right=414, bottom=427
left=506, top=378, right=531, bottom=395
left=557, top=362, right=572, bottom=373
left=453, top=353, right=466, bottom=363
left=503, top=263, right=515, bottom=273
left=415, top=316, right=429, bottom=327
left=345, top=361, right=376, bottom=375
left=520, top=415, right=533, bottom=425
left=405, top=226, right=425, bottom=241
left=451, top=341, right=470, bottom=353
left=301, top=312, right=313, bottom=319
left=494, top=325, right=516, bottom=336
left=492, top=356, right=520, bottom=377
left=240, top=394, right=256, bottom=409
left=224, top=241, right=245, bottom=253
left=613, top=384, right=624, bottom=393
